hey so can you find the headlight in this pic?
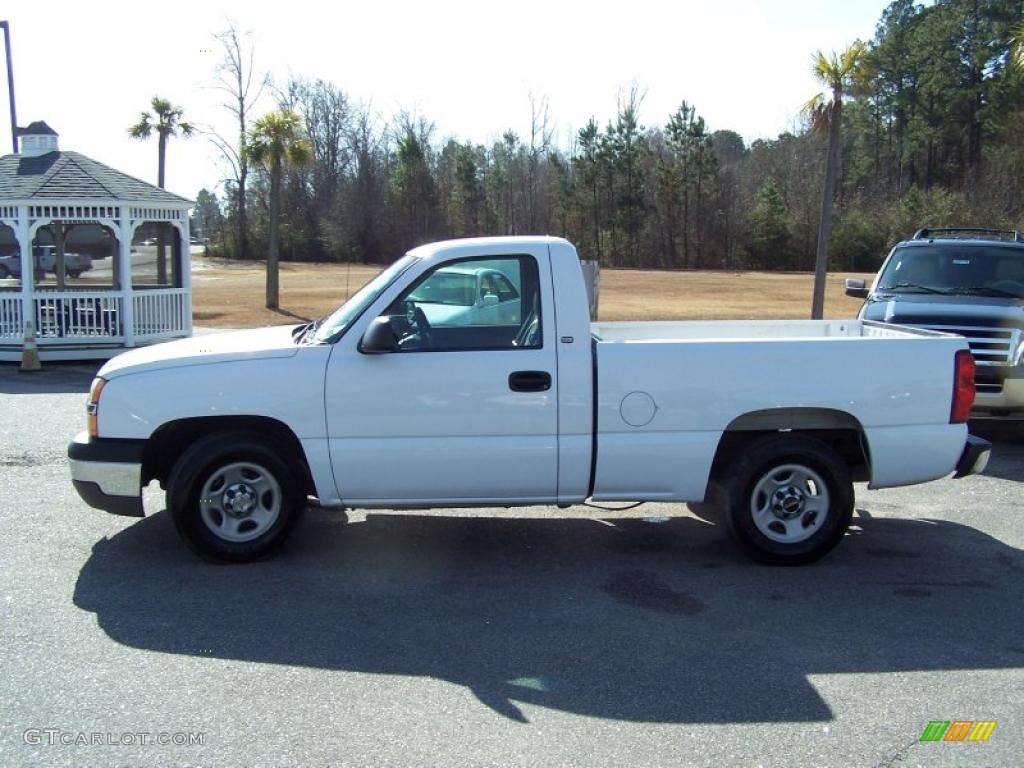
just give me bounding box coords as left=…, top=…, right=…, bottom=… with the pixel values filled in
left=87, top=377, right=106, bottom=438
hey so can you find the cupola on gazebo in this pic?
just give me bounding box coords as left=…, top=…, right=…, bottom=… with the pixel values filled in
left=0, top=121, right=194, bottom=361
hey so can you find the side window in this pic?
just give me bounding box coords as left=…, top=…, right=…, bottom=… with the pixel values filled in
left=383, top=255, right=542, bottom=352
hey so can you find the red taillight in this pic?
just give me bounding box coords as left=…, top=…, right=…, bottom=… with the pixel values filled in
left=951, top=349, right=975, bottom=424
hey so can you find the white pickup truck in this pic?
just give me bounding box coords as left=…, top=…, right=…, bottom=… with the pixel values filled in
left=0, top=245, right=93, bottom=279
left=68, top=236, right=990, bottom=565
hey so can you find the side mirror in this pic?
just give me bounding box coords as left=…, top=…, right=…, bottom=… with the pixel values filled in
left=479, top=293, right=499, bottom=307
left=359, top=316, right=398, bottom=354
left=845, top=278, right=869, bottom=299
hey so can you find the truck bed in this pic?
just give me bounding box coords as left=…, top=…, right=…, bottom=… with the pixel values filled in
left=589, top=318, right=967, bottom=502
left=591, top=319, right=948, bottom=343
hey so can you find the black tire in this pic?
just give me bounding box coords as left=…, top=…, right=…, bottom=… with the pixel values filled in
left=67, top=270, right=82, bottom=278
left=721, top=434, right=854, bottom=565
left=167, top=431, right=305, bottom=562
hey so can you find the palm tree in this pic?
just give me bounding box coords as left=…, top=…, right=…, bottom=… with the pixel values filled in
left=803, top=41, right=867, bottom=319
left=129, top=97, right=194, bottom=284
left=128, top=96, right=194, bottom=187
left=244, top=110, right=312, bottom=309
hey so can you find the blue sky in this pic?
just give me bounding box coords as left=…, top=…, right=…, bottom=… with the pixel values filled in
left=1, top=0, right=892, bottom=201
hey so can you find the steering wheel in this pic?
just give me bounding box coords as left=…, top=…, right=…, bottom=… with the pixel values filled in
left=398, top=301, right=432, bottom=348
left=412, top=306, right=432, bottom=343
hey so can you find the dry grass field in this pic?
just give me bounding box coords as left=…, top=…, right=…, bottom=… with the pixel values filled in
left=190, top=256, right=873, bottom=328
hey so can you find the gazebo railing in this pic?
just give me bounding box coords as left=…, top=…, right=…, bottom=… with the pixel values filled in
left=0, top=288, right=189, bottom=343
left=0, top=295, right=23, bottom=339
left=33, top=291, right=125, bottom=338
left=133, top=288, right=188, bottom=339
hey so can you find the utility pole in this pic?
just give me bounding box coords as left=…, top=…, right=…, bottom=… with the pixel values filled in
left=1, top=21, right=16, bottom=153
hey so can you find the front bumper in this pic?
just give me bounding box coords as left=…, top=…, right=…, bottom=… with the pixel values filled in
left=953, top=435, right=992, bottom=479
left=67, top=432, right=146, bottom=517
left=972, top=375, right=1024, bottom=420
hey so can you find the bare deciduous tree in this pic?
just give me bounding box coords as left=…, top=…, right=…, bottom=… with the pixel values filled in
left=210, top=23, right=269, bottom=260
left=527, top=93, right=554, bottom=232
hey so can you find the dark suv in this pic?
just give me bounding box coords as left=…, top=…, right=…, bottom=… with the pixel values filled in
left=846, top=228, right=1024, bottom=421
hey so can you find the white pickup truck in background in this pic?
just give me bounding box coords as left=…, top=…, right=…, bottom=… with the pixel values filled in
left=68, top=236, right=990, bottom=565
left=0, top=245, right=93, bottom=279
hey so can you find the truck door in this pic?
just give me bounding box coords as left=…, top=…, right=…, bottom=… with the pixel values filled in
left=324, top=247, right=559, bottom=505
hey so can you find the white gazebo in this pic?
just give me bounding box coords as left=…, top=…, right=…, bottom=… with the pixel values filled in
left=0, top=121, right=194, bottom=361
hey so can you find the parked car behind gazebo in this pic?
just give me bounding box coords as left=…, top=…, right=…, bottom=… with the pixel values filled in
left=0, top=121, right=193, bottom=361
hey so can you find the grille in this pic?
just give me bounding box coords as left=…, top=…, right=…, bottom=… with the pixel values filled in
left=911, top=324, right=1021, bottom=365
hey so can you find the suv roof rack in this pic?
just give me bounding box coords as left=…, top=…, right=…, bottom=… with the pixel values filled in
left=912, top=227, right=1024, bottom=243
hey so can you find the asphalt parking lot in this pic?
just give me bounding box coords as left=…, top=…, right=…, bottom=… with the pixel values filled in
left=0, top=362, right=1021, bottom=768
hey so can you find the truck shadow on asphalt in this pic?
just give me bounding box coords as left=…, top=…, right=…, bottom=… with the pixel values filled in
left=74, top=506, right=1024, bottom=724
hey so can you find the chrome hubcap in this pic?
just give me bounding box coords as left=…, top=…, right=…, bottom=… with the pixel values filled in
left=750, top=464, right=829, bottom=544
left=772, top=486, right=806, bottom=520
left=223, top=483, right=257, bottom=517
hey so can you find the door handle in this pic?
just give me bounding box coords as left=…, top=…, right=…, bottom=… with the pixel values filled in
left=508, top=370, right=552, bottom=392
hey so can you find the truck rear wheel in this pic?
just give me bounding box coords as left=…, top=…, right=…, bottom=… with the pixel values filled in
left=722, top=434, right=853, bottom=565
left=167, top=431, right=304, bottom=562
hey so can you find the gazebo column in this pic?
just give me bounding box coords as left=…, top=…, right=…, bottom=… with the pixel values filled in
left=182, top=218, right=193, bottom=336
left=54, top=221, right=67, bottom=291
left=17, top=206, right=32, bottom=339
left=118, top=207, right=135, bottom=346
left=110, top=231, right=120, bottom=290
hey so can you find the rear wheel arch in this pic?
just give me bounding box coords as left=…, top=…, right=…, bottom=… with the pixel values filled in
left=710, top=408, right=871, bottom=485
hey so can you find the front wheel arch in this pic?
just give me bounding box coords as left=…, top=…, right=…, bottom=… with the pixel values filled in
left=143, top=415, right=316, bottom=496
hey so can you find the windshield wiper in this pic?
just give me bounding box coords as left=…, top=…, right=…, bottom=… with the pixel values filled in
left=305, top=318, right=324, bottom=343
left=879, top=282, right=951, bottom=295
left=945, top=286, right=1024, bottom=299
left=295, top=317, right=323, bottom=344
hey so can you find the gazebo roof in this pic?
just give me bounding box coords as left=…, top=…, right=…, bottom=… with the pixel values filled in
left=0, top=151, right=192, bottom=206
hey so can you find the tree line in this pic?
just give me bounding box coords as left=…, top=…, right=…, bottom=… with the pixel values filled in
left=190, top=0, right=1024, bottom=275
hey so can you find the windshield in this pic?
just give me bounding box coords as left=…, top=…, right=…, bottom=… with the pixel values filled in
left=877, top=245, right=1024, bottom=298
left=310, top=255, right=417, bottom=343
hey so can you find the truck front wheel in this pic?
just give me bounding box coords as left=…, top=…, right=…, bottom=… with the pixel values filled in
left=167, top=432, right=304, bottom=562
left=722, top=435, right=853, bottom=565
